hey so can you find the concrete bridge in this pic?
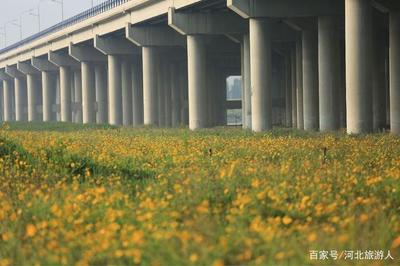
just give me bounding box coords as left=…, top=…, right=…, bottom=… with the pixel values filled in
left=0, top=0, right=399, bottom=134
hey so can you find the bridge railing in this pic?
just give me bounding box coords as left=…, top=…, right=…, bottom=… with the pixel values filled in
left=0, top=0, right=131, bottom=55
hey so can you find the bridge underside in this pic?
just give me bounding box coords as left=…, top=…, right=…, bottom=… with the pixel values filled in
left=0, top=0, right=399, bottom=134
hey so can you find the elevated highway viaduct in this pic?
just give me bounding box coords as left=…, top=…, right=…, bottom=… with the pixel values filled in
left=0, top=0, right=399, bottom=134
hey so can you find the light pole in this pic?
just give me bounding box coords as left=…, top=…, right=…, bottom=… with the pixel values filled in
left=0, top=26, right=5, bottom=48
left=11, top=19, right=22, bottom=41
left=40, top=0, right=64, bottom=21
left=3, top=20, right=18, bottom=46
left=26, top=8, right=41, bottom=32
left=5, top=19, right=22, bottom=42
left=18, top=9, right=40, bottom=39
left=50, top=0, right=64, bottom=21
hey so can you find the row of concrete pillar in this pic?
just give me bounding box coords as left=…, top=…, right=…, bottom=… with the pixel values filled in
left=1, top=0, right=400, bottom=134
left=1, top=55, right=189, bottom=127
left=245, top=2, right=400, bottom=134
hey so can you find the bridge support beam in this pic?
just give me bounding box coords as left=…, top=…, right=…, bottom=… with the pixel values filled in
left=70, top=44, right=107, bottom=124
left=291, top=47, right=297, bottom=128
left=0, top=83, right=2, bottom=121
left=285, top=55, right=292, bottom=127
left=218, top=71, right=228, bottom=126
left=372, top=22, right=387, bottom=132
left=122, top=60, right=133, bottom=126
left=108, top=55, right=122, bottom=126
left=42, top=72, right=56, bottom=122
left=296, top=39, right=304, bottom=130
left=132, top=56, right=144, bottom=126
left=157, top=57, right=166, bottom=127
left=171, top=62, right=181, bottom=127
left=0, top=83, right=2, bottom=122
left=3, top=80, right=13, bottom=122
left=73, top=71, right=82, bottom=123
left=345, top=0, right=373, bottom=134
left=302, top=29, right=319, bottom=131
left=95, top=35, right=140, bottom=126
left=127, top=24, right=186, bottom=128
left=318, top=16, right=340, bottom=131
left=250, top=18, right=273, bottom=132
left=179, top=62, right=189, bottom=125
left=17, top=62, right=42, bottom=122
left=60, top=66, right=72, bottom=122
left=6, top=66, right=27, bottom=122
left=168, top=7, right=247, bottom=130
left=0, top=71, right=14, bottom=122
left=163, top=59, right=172, bottom=127
left=95, top=65, right=108, bottom=124
left=31, top=57, right=58, bottom=122
left=243, top=33, right=252, bottom=129
left=126, top=24, right=186, bottom=47
left=187, top=35, right=207, bottom=130
left=48, top=51, right=80, bottom=123
left=227, top=0, right=343, bottom=18
left=390, top=11, right=400, bottom=134
left=81, top=62, right=95, bottom=124
left=142, top=47, right=159, bottom=126
left=26, top=75, right=40, bottom=122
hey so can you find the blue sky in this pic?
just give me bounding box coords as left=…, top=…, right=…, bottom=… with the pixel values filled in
left=0, top=0, right=105, bottom=48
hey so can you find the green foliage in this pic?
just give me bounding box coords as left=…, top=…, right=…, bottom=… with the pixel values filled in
left=0, top=123, right=399, bottom=266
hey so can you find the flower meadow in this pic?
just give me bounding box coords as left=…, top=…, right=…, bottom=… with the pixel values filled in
left=0, top=122, right=399, bottom=266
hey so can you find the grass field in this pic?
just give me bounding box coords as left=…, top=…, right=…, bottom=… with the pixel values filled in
left=0, top=122, right=399, bottom=266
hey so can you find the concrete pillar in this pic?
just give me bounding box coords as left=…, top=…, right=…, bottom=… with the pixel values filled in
left=386, top=57, right=390, bottom=127
left=3, top=80, right=13, bottom=121
left=345, top=0, right=373, bottom=134
left=243, top=33, right=252, bottom=129
left=74, top=71, right=83, bottom=123
left=318, top=16, right=340, bottom=131
left=164, top=60, right=172, bottom=127
left=296, top=39, right=304, bottom=130
left=108, top=55, right=122, bottom=126
left=215, top=71, right=227, bottom=126
left=390, top=11, right=400, bottom=134
left=81, top=62, right=96, bottom=124
left=302, top=29, right=319, bottom=130
left=339, top=39, right=347, bottom=129
left=206, top=59, right=214, bottom=127
left=132, top=57, right=143, bottom=126
left=241, top=40, right=246, bottom=128
left=372, top=24, right=387, bottom=132
left=213, top=64, right=220, bottom=127
left=157, top=57, right=165, bottom=127
left=60, top=66, right=72, bottom=122
left=55, top=74, right=60, bottom=121
left=71, top=78, right=75, bottom=123
left=187, top=35, right=207, bottom=130
left=250, top=18, right=273, bottom=132
left=171, top=62, right=181, bottom=127
left=209, top=63, right=218, bottom=127
left=121, top=60, right=133, bottom=126
left=42, top=72, right=55, bottom=122
left=179, top=61, right=189, bottom=125
left=26, top=74, right=40, bottom=122
left=279, top=59, right=286, bottom=126
left=143, top=47, right=159, bottom=126
left=14, top=77, right=27, bottom=122
left=271, top=66, right=279, bottom=125
left=285, top=56, right=292, bottom=127
left=291, top=48, right=297, bottom=128
left=95, top=65, right=108, bottom=124
left=0, top=83, right=3, bottom=122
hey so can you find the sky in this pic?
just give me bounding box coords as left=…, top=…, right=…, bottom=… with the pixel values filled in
left=0, top=0, right=106, bottom=48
